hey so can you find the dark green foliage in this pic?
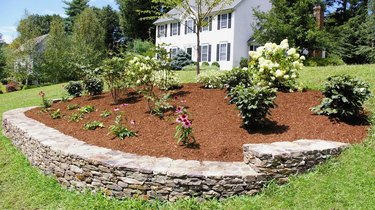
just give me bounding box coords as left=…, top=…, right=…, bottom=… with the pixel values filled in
left=83, top=77, right=104, bottom=96
left=0, top=34, right=6, bottom=79
left=95, top=5, right=123, bottom=51
left=201, top=61, right=209, bottom=66
left=228, top=84, right=277, bottom=126
left=240, top=57, right=249, bottom=68
left=304, top=54, right=346, bottom=66
left=312, top=75, right=372, bottom=118
left=221, top=67, right=253, bottom=91
left=63, top=0, right=89, bottom=33
left=170, top=50, right=194, bottom=70
left=65, top=81, right=83, bottom=97
left=211, top=62, right=220, bottom=68
left=83, top=121, right=104, bottom=130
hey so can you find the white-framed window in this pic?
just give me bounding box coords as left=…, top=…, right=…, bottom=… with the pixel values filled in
left=170, top=47, right=178, bottom=58
left=171, top=22, right=178, bottom=36
left=216, top=43, right=230, bottom=61
left=249, top=45, right=259, bottom=51
left=220, top=14, right=228, bottom=29
left=158, top=25, right=167, bottom=37
left=186, top=19, right=194, bottom=34
left=186, top=47, right=192, bottom=56
left=201, top=45, right=209, bottom=62
left=201, top=17, right=211, bottom=32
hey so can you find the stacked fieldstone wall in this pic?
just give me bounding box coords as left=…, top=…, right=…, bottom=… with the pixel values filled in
left=2, top=108, right=349, bottom=201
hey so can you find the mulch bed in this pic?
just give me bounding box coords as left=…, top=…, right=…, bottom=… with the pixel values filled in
left=25, top=83, right=370, bottom=162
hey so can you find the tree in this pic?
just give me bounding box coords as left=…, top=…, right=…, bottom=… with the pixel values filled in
left=63, top=0, right=89, bottom=33
left=0, top=33, right=6, bottom=79
left=71, top=8, right=105, bottom=73
left=151, top=0, right=234, bottom=75
left=116, top=0, right=158, bottom=40
left=95, top=5, right=124, bottom=51
left=42, top=17, right=74, bottom=82
left=17, top=13, right=59, bottom=42
left=252, top=0, right=329, bottom=55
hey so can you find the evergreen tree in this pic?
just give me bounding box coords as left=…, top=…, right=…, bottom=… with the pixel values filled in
left=95, top=5, right=123, bottom=51
left=63, top=0, right=89, bottom=33
left=71, top=8, right=105, bottom=73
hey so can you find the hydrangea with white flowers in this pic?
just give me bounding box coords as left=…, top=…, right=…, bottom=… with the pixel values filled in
left=248, top=39, right=305, bottom=91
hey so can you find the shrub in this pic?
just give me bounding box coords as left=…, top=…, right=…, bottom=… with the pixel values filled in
left=153, top=70, right=182, bottom=90
left=1, top=79, right=7, bottom=85
left=211, top=62, right=220, bottom=68
left=65, top=81, right=83, bottom=97
left=79, top=105, right=95, bottom=114
left=305, top=55, right=345, bottom=67
left=84, top=121, right=105, bottom=130
left=66, top=104, right=80, bottom=110
left=109, top=114, right=136, bottom=140
left=51, top=109, right=62, bottom=119
left=38, top=91, right=52, bottom=108
left=6, top=81, right=19, bottom=92
left=311, top=75, right=372, bottom=118
left=83, top=77, right=104, bottom=96
left=181, top=64, right=219, bottom=71
left=69, top=112, right=84, bottom=122
left=0, top=90, right=3, bottom=94
left=100, top=110, right=112, bottom=118
left=248, top=39, right=304, bottom=91
left=170, top=50, right=194, bottom=70
left=197, top=70, right=225, bottom=89
left=240, top=57, right=249, bottom=68
left=221, top=67, right=253, bottom=91
left=229, top=84, right=277, bottom=126
left=201, top=61, right=210, bottom=66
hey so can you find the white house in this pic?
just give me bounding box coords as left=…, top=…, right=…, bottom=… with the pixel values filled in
left=154, top=0, right=271, bottom=70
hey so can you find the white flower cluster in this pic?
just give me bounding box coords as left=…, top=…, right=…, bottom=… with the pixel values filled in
left=248, top=39, right=305, bottom=90
left=128, top=55, right=158, bottom=85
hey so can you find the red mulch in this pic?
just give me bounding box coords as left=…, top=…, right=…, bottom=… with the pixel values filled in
left=25, top=83, right=370, bottom=162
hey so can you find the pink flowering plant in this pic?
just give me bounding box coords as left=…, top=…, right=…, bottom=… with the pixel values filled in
left=109, top=111, right=137, bottom=140
left=39, top=91, right=52, bottom=108
left=174, top=107, right=196, bottom=146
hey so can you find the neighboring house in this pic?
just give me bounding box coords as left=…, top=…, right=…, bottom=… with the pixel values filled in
left=154, top=0, right=271, bottom=70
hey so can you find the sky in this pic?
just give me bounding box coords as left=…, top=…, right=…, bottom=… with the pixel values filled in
left=0, top=0, right=119, bottom=44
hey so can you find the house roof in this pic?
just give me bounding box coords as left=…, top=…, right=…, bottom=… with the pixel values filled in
left=19, top=34, right=49, bottom=53
left=154, top=0, right=243, bottom=24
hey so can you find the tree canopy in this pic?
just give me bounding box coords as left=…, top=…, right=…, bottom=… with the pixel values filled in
left=63, top=0, right=89, bottom=32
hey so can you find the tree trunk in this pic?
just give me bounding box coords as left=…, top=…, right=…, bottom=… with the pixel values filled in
left=196, top=30, right=201, bottom=75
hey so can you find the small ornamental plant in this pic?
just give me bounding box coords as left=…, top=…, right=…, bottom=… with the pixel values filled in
left=174, top=107, right=196, bottom=146
left=100, top=110, right=112, bottom=118
left=84, top=121, right=105, bottom=130
left=65, top=81, right=83, bottom=97
left=39, top=91, right=52, bottom=108
left=50, top=109, right=62, bottom=119
left=109, top=112, right=137, bottom=140
left=79, top=105, right=95, bottom=114
left=66, top=104, right=80, bottom=110
left=248, top=39, right=305, bottom=91
left=69, top=112, right=84, bottom=122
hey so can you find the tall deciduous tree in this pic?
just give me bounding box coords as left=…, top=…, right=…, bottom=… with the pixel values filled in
left=63, top=0, right=89, bottom=33
left=42, top=17, right=73, bottom=82
left=116, top=0, right=156, bottom=40
left=71, top=8, right=105, bottom=73
left=17, top=13, right=59, bottom=42
left=0, top=33, right=6, bottom=79
left=253, top=0, right=329, bottom=54
left=151, top=0, right=233, bottom=75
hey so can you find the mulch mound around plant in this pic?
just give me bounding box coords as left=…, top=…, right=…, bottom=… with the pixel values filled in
left=25, top=83, right=370, bottom=162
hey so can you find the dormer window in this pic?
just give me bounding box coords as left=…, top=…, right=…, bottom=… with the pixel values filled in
left=217, top=13, right=232, bottom=30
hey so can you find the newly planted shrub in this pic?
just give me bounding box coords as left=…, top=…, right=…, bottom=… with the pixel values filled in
left=79, top=105, right=95, bottom=114
left=170, top=50, right=193, bottom=70
left=240, top=57, right=249, bottom=68
left=65, top=81, right=83, bottom=97
left=229, top=84, right=277, bottom=126
left=221, top=67, right=253, bottom=91
left=197, top=70, right=225, bottom=89
left=109, top=114, right=136, bottom=140
left=201, top=61, right=210, bottom=66
left=100, top=110, right=112, bottom=118
left=84, top=121, right=104, bottom=130
left=39, top=91, right=52, bottom=108
left=248, top=39, right=304, bottom=91
left=311, top=75, right=372, bottom=118
left=66, top=104, right=80, bottom=110
left=69, top=112, right=84, bottom=122
left=175, top=110, right=196, bottom=146
left=50, top=109, right=62, bottom=119
left=211, top=62, right=220, bottom=68
left=153, top=70, right=181, bottom=90
left=83, top=77, right=104, bottom=96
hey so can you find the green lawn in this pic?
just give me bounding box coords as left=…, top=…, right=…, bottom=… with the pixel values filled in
left=1, top=64, right=375, bottom=209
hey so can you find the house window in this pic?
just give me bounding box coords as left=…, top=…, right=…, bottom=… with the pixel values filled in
left=201, top=17, right=211, bottom=32
left=186, top=47, right=192, bottom=56
left=170, top=22, right=179, bottom=36
left=217, top=13, right=231, bottom=30
left=170, top=47, right=178, bottom=58
left=217, top=43, right=231, bottom=61
left=185, top=19, right=194, bottom=34
left=249, top=45, right=259, bottom=51
left=201, top=45, right=209, bottom=62
left=158, top=25, right=167, bottom=37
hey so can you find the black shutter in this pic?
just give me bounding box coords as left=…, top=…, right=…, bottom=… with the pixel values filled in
left=169, top=49, right=172, bottom=58
left=208, top=45, right=212, bottom=62
left=178, top=22, right=181, bottom=35
left=198, top=46, right=202, bottom=62
left=217, top=15, right=221, bottom=30
left=170, top=23, right=172, bottom=36
left=216, top=44, right=220, bottom=61
left=193, top=21, right=196, bottom=33
left=227, top=43, right=231, bottom=61
left=157, top=25, right=160, bottom=37
left=185, top=21, right=187, bottom=34
left=209, top=16, right=212, bottom=31
left=165, top=24, right=168, bottom=37
left=228, top=13, right=232, bottom=28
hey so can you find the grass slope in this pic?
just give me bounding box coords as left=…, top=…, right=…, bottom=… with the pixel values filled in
left=1, top=64, right=375, bottom=209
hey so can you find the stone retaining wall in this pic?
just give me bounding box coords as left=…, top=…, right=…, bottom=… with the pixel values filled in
left=2, top=107, right=349, bottom=201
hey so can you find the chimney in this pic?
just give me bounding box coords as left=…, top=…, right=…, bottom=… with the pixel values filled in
left=313, top=5, right=324, bottom=29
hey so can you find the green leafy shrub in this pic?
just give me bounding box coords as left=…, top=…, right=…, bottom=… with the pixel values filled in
left=66, top=104, right=80, bottom=110
left=51, top=109, right=62, bottom=119
left=84, top=121, right=104, bottom=130
left=69, top=112, right=84, bottom=122
left=311, top=75, right=372, bottom=118
left=249, top=39, right=304, bottom=91
left=240, top=57, right=249, bottom=68
left=305, top=54, right=345, bottom=67
left=38, top=91, right=52, bottom=108
left=170, top=50, right=194, bottom=70
left=229, top=84, right=277, bottom=126
left=181, top=64, right=219, bottom=71
left=221, top=67, right=253, bottom=91
left=83, top=77, right=104, bottom=96
left=211, top=62, right=220, bottom=68
left=65, top=81, right=83, bottom=97
left=79, top=105, right=95, bottom=114
left=109, top=114, right=136, bottom=140
left=201, top=61, right=210, bottom=66
left=197, top=70, right=225, bottom=89
left=100, top=110, right=112, bottom=118
left=153, top=70, right=181, bottom=90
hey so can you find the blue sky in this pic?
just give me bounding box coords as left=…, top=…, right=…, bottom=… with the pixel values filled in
left=0, top=0, right=119, bottom=43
